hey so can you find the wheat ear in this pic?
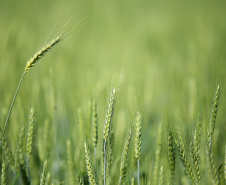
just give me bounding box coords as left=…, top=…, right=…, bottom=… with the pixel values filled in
left=159, top=165, right=164, bottom=185
left=167, top=128, right=175, bottom=185
left=119, top=127, right=132, bottom=185
left=40, top=160, right=48, bottom=185
left=84, top=142, right=97, bottom=185
left=92, top=98, right=98, bottom=167
left=0, top=128, right=14, bottom=169
left=3, top=34, right=62, bottom=134
left=26, top=107, right=35, bottom=159
left=103, top=88, right=116, bottom=185
left=190, top=117, right=201, bottom=183
left=153, top=123, right=162, bottom=185
left=174, top=138, right=195, bottom=184
left=25, top=35, right=62, bottom=71
left=134, top=111, right=142, bottom=185
left=1, top=161, right=7, bottom=185
left=19, top=126, right=30, bottom=185
left=209, top=83, right=221, bottom=149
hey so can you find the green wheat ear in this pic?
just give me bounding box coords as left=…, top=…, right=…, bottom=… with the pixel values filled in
left=134, top=111, right=142, bottom=185
left=103, top=88, right=116, bottom=142
left=84, top=142, right=97, bottom=185
left=25, top=35, right=62, bottom=72
left=167, top=128, right=175, bottom=185
left=0, top=128, right=14, bottom=169
left=1, top=161, right=7, bottom=185
left=119, top=127, right=132, bottom=185
left=92, top=98, right=98, bottom=151
left=19, top=126, right=30, bottom=185
left=209, top=83, right=221, bottom=149
left=135, top=111, right=142, bottom=160
left=26, top=107, right=35, bottom=159
left=40, top=160, right=48, bottom=185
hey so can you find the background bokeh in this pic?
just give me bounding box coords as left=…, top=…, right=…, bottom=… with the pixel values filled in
left=0, top=0, right=226, bottom=184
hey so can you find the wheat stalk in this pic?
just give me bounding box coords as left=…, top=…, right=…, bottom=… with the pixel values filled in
left=3, top=34, right=63, bottom=134
left=103, top=88, right=116, bottom=185
left=134, top=111, right=142, bottom=185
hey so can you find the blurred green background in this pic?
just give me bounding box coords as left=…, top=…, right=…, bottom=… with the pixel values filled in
left=0, top=0, right=226, bottom=184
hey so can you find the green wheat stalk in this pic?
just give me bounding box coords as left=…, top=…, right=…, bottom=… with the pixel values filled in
left=119, top=127, right=132, bottom=185
left=103, top=88, right=116, bottom=185
left=3, top=34, right=63, bottom=134
left=206, top=84, right=221, bottom=185
left=134, top=111, right=142, bottom=185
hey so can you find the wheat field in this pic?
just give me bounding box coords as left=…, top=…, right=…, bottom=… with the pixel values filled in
left=0, top=0, right=226, bottom=184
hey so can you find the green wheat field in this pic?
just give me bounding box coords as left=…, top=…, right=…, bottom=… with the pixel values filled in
left=0, top=0, right=226, bottom=184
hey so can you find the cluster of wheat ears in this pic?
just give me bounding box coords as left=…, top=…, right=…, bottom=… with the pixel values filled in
left=0, top=29, right=226, bottom=185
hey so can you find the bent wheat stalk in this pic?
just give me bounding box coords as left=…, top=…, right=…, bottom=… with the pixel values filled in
left=3, top=34, right=62, bottom=134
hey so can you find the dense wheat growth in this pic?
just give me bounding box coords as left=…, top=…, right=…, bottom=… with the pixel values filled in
left=1, top=0, right=226, bottom=184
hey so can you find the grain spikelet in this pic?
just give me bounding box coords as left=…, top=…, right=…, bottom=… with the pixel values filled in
left=84, top=142, right=97, bottom=185
left=119, top=127, right=132, bottom=185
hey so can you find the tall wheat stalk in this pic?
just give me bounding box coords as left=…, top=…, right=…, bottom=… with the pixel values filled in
left=134, top=111, right=142, bottom=185
left=103, top=88, right=116, bottom=185
left=3, top=34, right=62, bottom=134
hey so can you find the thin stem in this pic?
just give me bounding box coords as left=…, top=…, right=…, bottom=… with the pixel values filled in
left=138, top=159, right=140, bottom=185
left=104, top=140, right=106, bottom=185
left=3, top=71, right=26, bottom=134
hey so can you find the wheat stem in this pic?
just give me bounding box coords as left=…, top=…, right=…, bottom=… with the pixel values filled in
left=3, top=71, right=25, bottom=134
